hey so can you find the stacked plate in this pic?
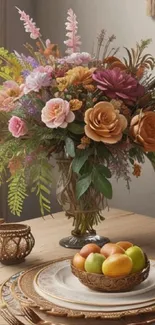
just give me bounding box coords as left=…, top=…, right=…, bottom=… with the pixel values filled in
left=32, top=258, right=155, bottom=312
left=1, top=257, right=155, bottom=320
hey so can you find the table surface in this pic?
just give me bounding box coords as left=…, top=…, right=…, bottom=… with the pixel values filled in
left=0, top=208, right=155, bottom=325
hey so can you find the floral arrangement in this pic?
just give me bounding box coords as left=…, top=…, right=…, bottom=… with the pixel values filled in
left=0, top=7, right=155, bottom=217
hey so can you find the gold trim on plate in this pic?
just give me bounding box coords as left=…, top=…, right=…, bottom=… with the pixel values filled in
left=17, top=256, right=155, bottom=319
left=33, top=259, right=155, bottom=307
left=1, top=256, right=155, bottom=320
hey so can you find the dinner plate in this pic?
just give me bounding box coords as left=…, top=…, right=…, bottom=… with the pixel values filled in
left=34, top=259, right=155, bottom=307
left=18, top=257, right=155, bottom=318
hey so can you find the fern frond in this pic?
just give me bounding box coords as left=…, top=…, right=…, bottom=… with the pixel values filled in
left=0, top=47, right=22, bottom=82
left=0, top=136, right=12, bottom=185
left=29, top=156, right=53, bottom=215
left=7, top=169, right=28, bottom=216
left=0, top=72, right=13, bottom=80
left=0, top=157, right=7, bottom=186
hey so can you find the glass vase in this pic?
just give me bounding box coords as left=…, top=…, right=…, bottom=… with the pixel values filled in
left=56, top=158, right=110, bottom=249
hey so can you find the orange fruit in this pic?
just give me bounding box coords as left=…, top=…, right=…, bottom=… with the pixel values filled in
left=80, top=243, right=100, bottom=258
left=100, top=243, right=125, bottom=258
left=72, top=253, right=85, bottom=271
left=102, top=253, right=133, bottom=277
left=116, top=241, right=133, bottom=251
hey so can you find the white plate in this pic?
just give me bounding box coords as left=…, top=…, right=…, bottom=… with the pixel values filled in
left=35, top=292, right=155, bottom=312
left=33, top=259, right=155, bottom=308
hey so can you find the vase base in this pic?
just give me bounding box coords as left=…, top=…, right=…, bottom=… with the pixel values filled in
left=59, top=234, right=110, bottom=249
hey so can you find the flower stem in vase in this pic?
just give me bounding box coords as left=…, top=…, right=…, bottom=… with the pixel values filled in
left=56, top=158, right=110, bottom=249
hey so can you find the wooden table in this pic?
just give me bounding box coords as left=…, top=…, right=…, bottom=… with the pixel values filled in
left=0, top=208, right=155, bottom=325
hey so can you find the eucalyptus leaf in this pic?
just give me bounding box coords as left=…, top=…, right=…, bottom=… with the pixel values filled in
left=97, top=165, right=112, bottom=179
left=68, top=122, right=84, bottom=134
left=72, top=149, right=93, bottom=174
left=65, top=137, right=75, bottom=158
left=92, top=167, right=112, bottom=199
left=76, top=173, right=92, bottom=199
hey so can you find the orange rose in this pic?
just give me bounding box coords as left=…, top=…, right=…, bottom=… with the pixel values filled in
left=130, top=111, right=155, bottom=152
left=84, top=102, right=127, bottom=144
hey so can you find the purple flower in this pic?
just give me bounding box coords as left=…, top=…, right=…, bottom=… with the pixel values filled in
left=93, top=68, right=145, bottom=104
left=24, top=56, right=39, bottom=68
left=22, top=69, right=30, bottom=78
left=27, top=106, right=38, bottom=115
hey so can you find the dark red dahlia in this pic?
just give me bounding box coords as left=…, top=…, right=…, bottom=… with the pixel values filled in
left=93, top=68, right=145, bottom=104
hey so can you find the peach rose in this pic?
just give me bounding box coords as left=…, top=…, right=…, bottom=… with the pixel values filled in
left=130, top=111, right=155, bottom=152
left=41, top=98, right=75, bottom=128
left=0, top=81, right=23, bottom=112
left=84, top=101, right=127, bottom=144
left=8, top=116, right=28, bottom=138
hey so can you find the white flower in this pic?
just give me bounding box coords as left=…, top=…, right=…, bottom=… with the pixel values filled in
left=58, top=52, right=92, bottom=65
left=24, top=71, right=52, bottom=94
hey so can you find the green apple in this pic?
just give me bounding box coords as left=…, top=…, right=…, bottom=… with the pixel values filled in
left=84, top=253, right=106, bottom=274
left=125, top=246, right=145, bottom=273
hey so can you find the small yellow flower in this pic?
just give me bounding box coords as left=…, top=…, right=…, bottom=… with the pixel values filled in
left=84, top=84, right=96, bottom=92
left=57, top=66, right=95, bottom=91
left=69, top=99, right=83, bottom=111
left=77, top=136, right=90, bottom=149
left=132, top=163, right=142, bottom=178
left=57, top=77, right=69, bottom=91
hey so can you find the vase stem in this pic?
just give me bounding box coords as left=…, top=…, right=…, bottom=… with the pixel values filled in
left=56, top=158, right=110, bottom=249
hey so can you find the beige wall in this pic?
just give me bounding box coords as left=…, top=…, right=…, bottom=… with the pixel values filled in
left=34, top=0, right=155, bottom=217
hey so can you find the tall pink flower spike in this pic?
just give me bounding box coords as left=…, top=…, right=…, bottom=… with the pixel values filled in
left=16, top=7, right=41, bottom=40
left=64, top=8, right=82, bottom=54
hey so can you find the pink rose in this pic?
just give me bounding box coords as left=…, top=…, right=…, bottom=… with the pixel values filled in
left=41, top=98, right=75, bottom=128
left=8, top=116, right=28, bottom=138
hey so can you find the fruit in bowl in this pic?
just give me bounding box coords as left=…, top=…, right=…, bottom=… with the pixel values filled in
left=85, top=253, right=106, bottom=274
left=71, top=241, right=150, bottom=292
left=100, top=242, right=125, bottom=258
left=72, top=253, right=85, bottom=271
left=80, top=243, right=101, bottom=258
left=102, top=253, right=133, bottom=277
left=116, top=241, right=133, bottom=250
left=125, top=245, right=146, bottom=273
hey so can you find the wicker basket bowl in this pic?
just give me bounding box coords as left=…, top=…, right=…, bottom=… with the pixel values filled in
left=0, top=223, right=35, bottom=265
left=71, top=255, right=150, bottom=292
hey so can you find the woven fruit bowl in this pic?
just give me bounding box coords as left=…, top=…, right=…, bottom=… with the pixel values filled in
left=71, top=255, right=150, bottom=292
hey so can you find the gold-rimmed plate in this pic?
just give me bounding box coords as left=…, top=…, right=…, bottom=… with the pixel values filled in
left=17, top=256, right=155, bottom=319
left=33, top=258, right=155, bottom=308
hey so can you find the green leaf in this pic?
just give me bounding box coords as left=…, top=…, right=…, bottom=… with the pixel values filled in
left=40, top=184, right=50, bottom=195
left=65, top=137, right=75, bottom=158
left=76, top=173, right=92, bottom=199
left=68, top=122, right=84, bottom=134
left=96, top=143, right=112, bottom=163
left=129, top=157, right=134, bottom=165
left=80, top=160, right=93, bottom=176
left=92, top=167, right=112, bottom=199
left=72, top=149, right=93, bottom=174
left=97, top=165, right=111, bottom=179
